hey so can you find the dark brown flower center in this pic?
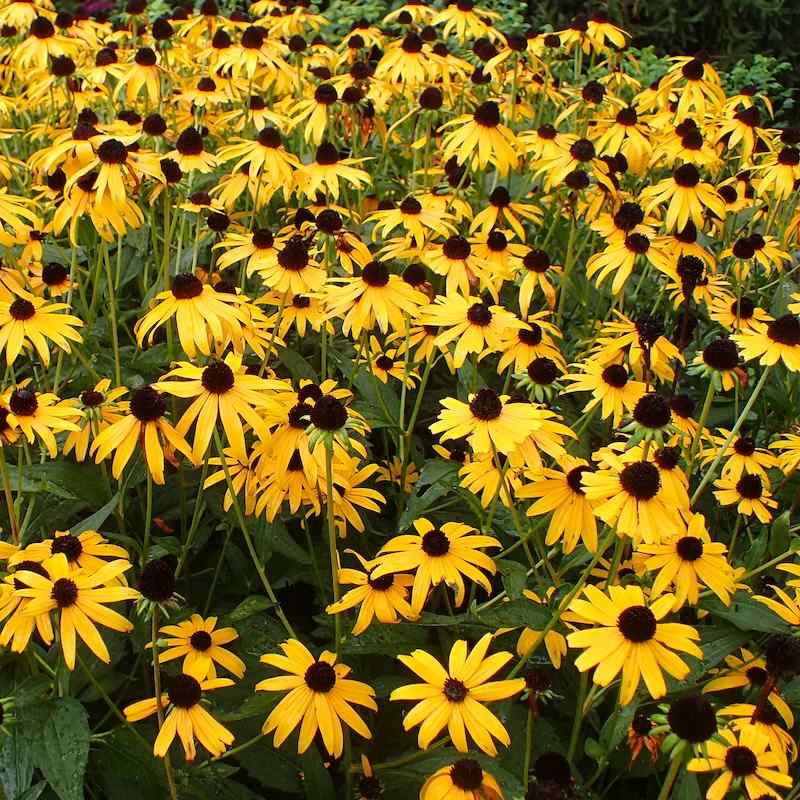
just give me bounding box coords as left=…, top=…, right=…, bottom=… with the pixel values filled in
left=602, top=363, right=628, bottom=388
left=130, top=386, right=166, bottom=422
left=171, top=273, right=203, bottom=299
left=9, top=298, right=35, bottom=320
left=81, top=389, right=104, bottom=407
left=201, top=361, right=235, bottom=394
left=52, top=577, right=78, bottom=608
left=361, top=261, right=390, bottom=287
left=310, top=395, right=347, bottom=431
left=676, top=536, right=703, bottom=561
left=620, top=461, right=661, bottom=500
left=469, top=388, right=502, bottom=421
left=767, top=314, right=800, bottom=346
left=51, top=534, right=83, bottom=562
left=167, top=674, right=202, bottom=708
left=566, top=465, right=591, bottom=494
left=443, top=677, right=468, bottom=702
left=673, top=163, right=700, bottom=188
left=189, top=630, right=213, bottom=651
left=618, top=605, right=656, bottom=642
left=367, top=571, right=394, bottom=591
left=725, top=746, right=758, bottom=776
left=466, top=302, right=492, bottom=326
left=278, top=237, right=310, bottom=272
left=421, top=528, right=450, bottom=556
left=736, top=474, right=763, bottom=499
left=450, top=759, right=483, bottom=790
left=9, top=389, right=37, bottom=416
left=442, top=236, right=470, bottom=260
left=473, top=101, right=500, bottom=127
left=305, top=660, right=337, bottom=692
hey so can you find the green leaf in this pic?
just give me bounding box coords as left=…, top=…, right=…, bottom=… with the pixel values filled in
left=770, top=511, right=791, bottom=558
left=70, top=492, right=120, bottom=535
left=278, top=348, right=317, bottom=382
left=598, top=704, right=636, bottom=755
left=497, top=559, right=528, bottom=600
left=300, top=751, right=335, bottom=800
left=0, top=730, right=35, bottom=800
left=701, top=593, right=789, bottom=634
left=225, top=595, right=275, bottom=624
left=89, top=728, right=166, bottom=800
left=27, top=699, right=90, bottom=800
left=237, top=745, right=301, bottom=794
left=477, top=598, right=553, bottom=631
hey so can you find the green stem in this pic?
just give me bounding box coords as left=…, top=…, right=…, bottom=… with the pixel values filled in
left=102, top=242, right=122, bottom=387
left=567, top=671, right=588, bottom=763
left=655, top=744, right=686, bottom=800
left=687, top=380, right=715, bottom=473
left=325, top=442, right=343, bottom=654
left=213, top=429, right=296, bottom=638
left=152, top=608, right=178, bottom=800
left=690, top=366, right=772, bottom=505
left=0, top=445, right=19, bottom=544
left=522, top=707, right=534, bottom=788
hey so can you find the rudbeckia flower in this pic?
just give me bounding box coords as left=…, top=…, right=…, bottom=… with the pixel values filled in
left=0, top=293, right=82, bottom=366
left=325, top=550, right=417, bottom=635
left=713, top=474, right=777, bottom=523
left=440, top=101, right=518, bottom=175
left=295, top=142, right=370, bottom=201
left=124, top=672, right=235, bottom=761
left=562, top=360, right=646, bottom=426
left=152, top=353, right=276, bottom=462
left=431, top=388, right=543, bottom=456
left=567, top=584, right=702, bottom=704
left=0, top=560, right=54, bottom=653
left=390, top=633, right=524, bottom=755
left=637, top=513, right=735, bottom=609
left=518, top=456, right=598, bottom=553
left=686, top=726, right=791, bottom=800
left=640, top=163, right=725, bottom=231
left=420, top=760, right=503, bottom=800
left=135, top=272, right=247, bottom=358
left=6, top=386, right=81, bottom=457
left=324, top=259, right=426, bottom=338
left=91, top=386, right=194, bottom=485
left=256, top=639, right=377, bottom=757
left=157, top=614, right=245, bottom=680
left=371, top=518, right=500, bottom=613
left=15, top=553, right=138, bottom=670
left=581, top=455, right=684, bottom=543
left=9, top=530, right=129, bottom=576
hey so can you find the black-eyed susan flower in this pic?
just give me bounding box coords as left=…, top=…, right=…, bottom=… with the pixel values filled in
left=0, top=294, right=82, bottom=366
left=152, top=353, right=275, bottom=462
left=324, top=259, right=426, bottom=339
left=420, top=760, right=503, bottom=800
left=637, top=513, right=735, bottom=609
left=581, top=455, right=684, bottom=544
left=515, top=589, right=568, bottom=667
left=325, top=550, right=417, bottom=634
left=124, top=672, right=234, bottom=761
left=440, top=101, right=518, bottom=175
left=157, top=614, right=245, bottom=680
left=563, top=360, right=646, bottom=427
left=735, top=314, right=800, bottom=371
left=15, top=554, right=138, bottom=670
left=686, top=726, right=791, bottom=800
left=135, top=273, right=246, bottom=358
left=6, top=387, right=81, bottom=458
left=295, top=142, right=370, bottom=202
left=256, top=639, right=377, bottom=757
left=9, top=530, right=128, bottom=576
left=431, top=388, right=543, bottom=456
left=640, top=163, right=725, bottom=231
left=62, top=379, right=128, bottom=462
left=371, top=518, right=500, bottom=614
left=714, top=474, right=777, bottom=523
left=92, top=386, right=194, bottom=485
left=390, top=633, right=524, bottom=754
left=420, top=294, right=523, bottom=369
left=0, top=560, right=54, bottom=653
left=518, top=456, right=598, bottom=553
left=717, top=702, right=797, bottom=772
left=567, top=585, right=702, bottom=704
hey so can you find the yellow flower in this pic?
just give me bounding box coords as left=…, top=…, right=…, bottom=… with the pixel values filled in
left=15, top=554, right=138, bottom=670
left=390, top=633, right=524, bottom=754
left=567, top=584, right=702, bottom=704
left=256, top=639, right=377, bottom=757
left=371, top=518, right=500, bottom=613
left=157, top=614, right=245, bottom=680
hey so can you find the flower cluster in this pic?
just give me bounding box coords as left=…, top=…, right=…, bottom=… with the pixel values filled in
left=0, top=0, right=798, bottom=799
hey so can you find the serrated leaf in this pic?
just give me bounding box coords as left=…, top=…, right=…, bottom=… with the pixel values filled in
left=89, top=728, right=166, bottom=800
left=28, top=699, right=89, bottom=800
left=477, top=598, right=553, bottom=631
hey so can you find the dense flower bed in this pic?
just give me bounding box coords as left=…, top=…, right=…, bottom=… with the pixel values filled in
left=0, top=2, right=799, bottom=799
